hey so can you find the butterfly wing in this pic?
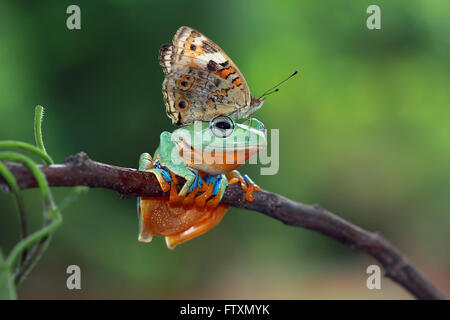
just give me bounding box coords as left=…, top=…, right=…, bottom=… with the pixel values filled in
left=159, top=26, right=258, bottom=125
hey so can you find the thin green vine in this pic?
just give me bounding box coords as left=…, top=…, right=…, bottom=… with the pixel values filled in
left=0, top=141, right=53, bottom=165
left=0, top=162, right=29, bottom=264
left=0, top=105, right=87, bottom=299
left=34, top=105, right=48, bottom=156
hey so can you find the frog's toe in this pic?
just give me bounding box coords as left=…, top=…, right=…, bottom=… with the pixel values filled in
left=193, top=175, right=226, bottom=208
left=195, top=179, right=214, bottom=207
left=182, top=184, right=201, bottom=206
left=170, top=168, right=202, bottom=204
left=138, top=153, right=154, bottom=171
left=229, top=172, right=259, bottom=202
left=206, top=193, right=221, bottom=208
left=167, top=170, right=182, bottom=203
left=157, top=170, right=172, bottom=193
left=165, top=236, right=176, bottom=250
left=141, top=161, right=172, bottom=193
left=242, top=175, right=260, bottom=202
left=228, top=174, right=247, bottom=191
left=138, top=233, right=153, bottom=243
left=179, top=173, right=203, bottom=206
left=206, top=175, right=227, bottom=208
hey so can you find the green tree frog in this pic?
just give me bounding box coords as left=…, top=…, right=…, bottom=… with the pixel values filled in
left=138, top=115, right=266, bottom=249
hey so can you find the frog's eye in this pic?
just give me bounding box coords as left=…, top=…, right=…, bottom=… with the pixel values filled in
left=209, top=115, right=235, bottom=138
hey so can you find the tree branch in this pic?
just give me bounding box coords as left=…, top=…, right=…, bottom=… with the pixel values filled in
left=0, top=152, right=446, bottom=300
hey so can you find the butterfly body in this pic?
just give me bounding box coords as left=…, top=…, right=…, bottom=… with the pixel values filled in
left=159, top=26, right=264, bottom=125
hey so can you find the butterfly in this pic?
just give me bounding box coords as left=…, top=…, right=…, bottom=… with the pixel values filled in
left=159, top=26, right=265, bottom=126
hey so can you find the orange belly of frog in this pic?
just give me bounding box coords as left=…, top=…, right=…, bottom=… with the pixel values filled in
left=139, top=196, right=228, bottom=249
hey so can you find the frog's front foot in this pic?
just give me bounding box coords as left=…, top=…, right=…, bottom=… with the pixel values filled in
left=194, top=174, right=228, bottom=208
left=226, top=170, right=260, bottom=202
left=153, top=167, right=198, bottom=204
left=170, top=168, right=207, bottom=205
left=139, top=155, right=198, bottom=205
left=139, top=153, right=172, bottom=193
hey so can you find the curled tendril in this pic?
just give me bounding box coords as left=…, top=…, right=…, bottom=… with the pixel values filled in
left=0, top=106, right=86, bottom=298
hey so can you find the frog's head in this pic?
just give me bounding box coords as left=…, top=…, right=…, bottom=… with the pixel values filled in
left=172, top=115, right=267, bottom=175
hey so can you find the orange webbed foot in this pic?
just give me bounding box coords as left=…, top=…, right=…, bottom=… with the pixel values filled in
left=168, top=170, right=184, bottom=204
left=139, top=155, right=171, bottom=193
left=228, top=172, right=259, bottom=202
left=183, top=184, right=200, bottom=206
left=194, top=175, right=227, bottom=208
left=206, top=192, right=222, bottom=208
left=195, top=181, right=214, bottom=207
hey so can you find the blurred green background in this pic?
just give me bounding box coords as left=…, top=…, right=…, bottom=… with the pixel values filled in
left=0, top=0, right=449, bottom=299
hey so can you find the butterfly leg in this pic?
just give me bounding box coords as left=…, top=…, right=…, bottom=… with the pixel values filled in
left=226, top=170, right=260, bottom=202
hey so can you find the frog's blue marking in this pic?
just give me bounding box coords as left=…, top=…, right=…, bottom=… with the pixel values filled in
left=188, top=168, right=203, bottom=193
left=243, top=175, right=249, bottom=186
left=212, top=176, right=222, bottom=196
left=204, top=175, right=213, bottom=185
left=155, top=161, right=172, bottom=184
left=203, top=175, right=222, bottom=197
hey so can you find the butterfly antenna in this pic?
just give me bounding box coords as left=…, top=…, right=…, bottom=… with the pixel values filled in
left=258, top=70, right=298, bottom=99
